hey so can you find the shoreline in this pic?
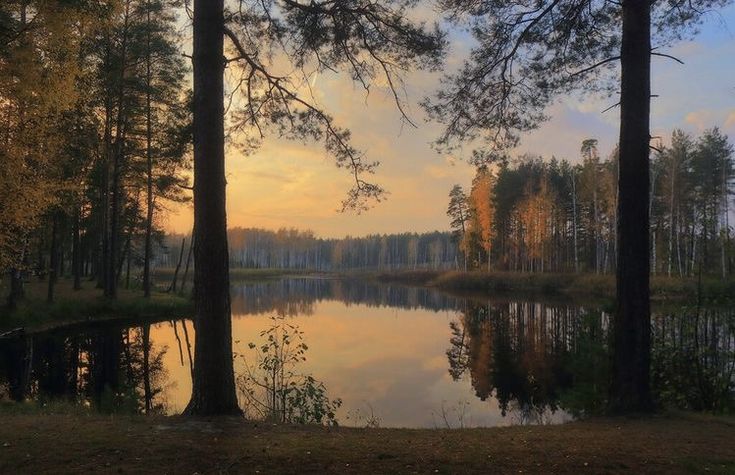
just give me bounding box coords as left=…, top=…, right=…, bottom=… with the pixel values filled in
left=372, top=269, right=735, bottom=301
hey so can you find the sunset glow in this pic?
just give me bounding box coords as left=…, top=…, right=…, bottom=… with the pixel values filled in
left=164, top=5, right=735, bottom=237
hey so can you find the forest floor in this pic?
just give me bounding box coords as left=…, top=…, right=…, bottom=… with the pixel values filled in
left=0, top=278, right=191, bottom=333
left=374, top=269, right=735, bottom=302
left=0, top=411, right=733, bottom=474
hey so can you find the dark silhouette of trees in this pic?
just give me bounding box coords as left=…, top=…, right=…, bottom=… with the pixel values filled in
left=427, top=0, right=733, bottom=413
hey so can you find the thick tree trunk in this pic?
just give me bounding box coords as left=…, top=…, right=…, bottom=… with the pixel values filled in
left=184, top=0, right=240, bottom=415
left=610, top=0, right=653, bottom=413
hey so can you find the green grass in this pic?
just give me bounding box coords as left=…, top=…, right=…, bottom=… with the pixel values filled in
left=0, top=278, right=191, bottom=332
left=0, top=412, right=732, bottom=473
left=376, top=270, right=735, bottom=301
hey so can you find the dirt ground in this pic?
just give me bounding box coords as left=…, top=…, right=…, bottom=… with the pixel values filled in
left=0, top=412, right=733, bottom=474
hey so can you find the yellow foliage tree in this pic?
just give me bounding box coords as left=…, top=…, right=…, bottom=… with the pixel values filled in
left=0, top=1, right=84, bottom=275
left=469, top=166, right=496, bottom=270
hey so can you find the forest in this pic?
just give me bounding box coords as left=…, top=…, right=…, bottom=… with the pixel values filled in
left=449, top=130, right=734, bottom=275
left=0, top=0, right=190, bottom=307
left=1, top=2, right=735, bottom=469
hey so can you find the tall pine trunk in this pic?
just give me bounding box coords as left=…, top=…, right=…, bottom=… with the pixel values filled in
left=667, top=159, right=675, bottom=277
left=106, top=0, right=131, bottom=300
left=610, top=0, right=653, bottom=413
left=721, top=155, right=729, bottom=279
left=98, top=68, right=113, bottom=291
left=572, top=170, right=579, bottom=273
left=184, top=0, right=240, bottom=415
left=72, top=206, right=82, bottom=290
left=168, top=237, right=185, bottom=293
left=143, top=0, right=154, bottom=298
left=47, top=213, right=59, bottom=303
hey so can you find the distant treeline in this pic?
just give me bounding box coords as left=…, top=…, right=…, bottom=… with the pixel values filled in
left=160, top=229, right=461, bottom=272
left=449, top=129, right=734, bottom=276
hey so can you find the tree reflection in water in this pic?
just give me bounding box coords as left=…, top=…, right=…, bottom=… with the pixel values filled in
left=446, top=300, right=734, bottom=418
left=1, top=279, right=733, bottom=423
left=1, top=324, right=170, bottom=414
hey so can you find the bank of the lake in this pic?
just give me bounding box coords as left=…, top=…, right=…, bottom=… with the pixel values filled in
left=0, top=412, right=733, bottom=474
left=0, top=279, right=191, bottom=333
left=375, top=270, right=735, bottom=301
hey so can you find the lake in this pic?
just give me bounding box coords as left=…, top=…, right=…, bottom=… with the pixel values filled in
left=1, top=277, right=733, bottom=427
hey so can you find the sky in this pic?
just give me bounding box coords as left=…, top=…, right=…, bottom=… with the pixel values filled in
left=163, top=5, right=735, bottom=239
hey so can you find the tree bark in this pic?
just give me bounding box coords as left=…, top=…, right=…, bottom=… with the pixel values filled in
left=179, top=232, right=195, bottom=295
left=610, top=0, right=653, bottom=413
left=72, top=205, right=82, bottom=290
left=572, top=170, right=579, bottom=273
left=106, top=0, right=131, bottom=300
left=667, top=151, right=676, bottom=277
left=98, top=80, right=112, bottom=290
left=143, top=0, right=154, bottom=298
left=47, top=213, right=59, bottom=303
left=168, top=237, right=185, bottom=293
left=184, top=0, right=240, bottom=415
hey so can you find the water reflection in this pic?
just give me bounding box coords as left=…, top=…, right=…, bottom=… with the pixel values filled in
left=651, top=307, right=735, bottom=412
left=447, top=301, right=609, bottom=421
left=230, top=277, right=466, bottom=315
left=1, top=278, right=733, bottom=426
left=0, top=324, right=172, bottom=414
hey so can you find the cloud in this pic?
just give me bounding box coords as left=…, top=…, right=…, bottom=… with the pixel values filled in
left=165, top=5, right=735, bottom=238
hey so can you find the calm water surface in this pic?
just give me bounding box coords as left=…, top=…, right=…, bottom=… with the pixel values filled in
left=2, top=278, right=733, bottom=427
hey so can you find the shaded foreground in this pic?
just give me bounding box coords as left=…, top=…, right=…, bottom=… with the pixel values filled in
left=0, top=413, right=733, bottom=474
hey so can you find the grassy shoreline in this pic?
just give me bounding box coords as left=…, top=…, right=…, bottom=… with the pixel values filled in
left=375, top=269, right=735, bottom=301
left=0, top=411, right=732, bottom=473
left=0, top=278, right=191, bottom=333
